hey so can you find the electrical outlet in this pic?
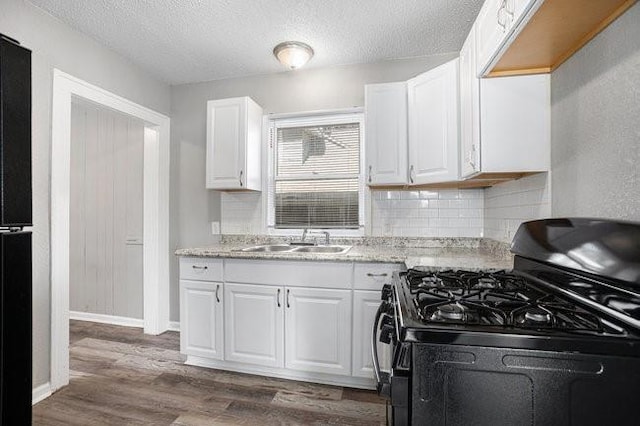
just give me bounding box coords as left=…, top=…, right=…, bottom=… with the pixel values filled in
left=211, top=221, right=220, bottom=235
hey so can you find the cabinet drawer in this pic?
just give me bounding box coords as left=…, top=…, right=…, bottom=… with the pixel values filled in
left=225, top=259, right=352, bottom=289
left=179, top=257, right=223, bottom=281
left=354, top=263, right=403, bottom=291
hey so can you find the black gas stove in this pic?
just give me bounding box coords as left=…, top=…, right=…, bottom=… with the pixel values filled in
left=373, top=218, right=640, bottom=426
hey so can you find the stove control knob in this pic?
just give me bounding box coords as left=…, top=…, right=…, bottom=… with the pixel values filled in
left=380, top=323, right=395, bottom=344
left=381, top=284, right=393, bottom=301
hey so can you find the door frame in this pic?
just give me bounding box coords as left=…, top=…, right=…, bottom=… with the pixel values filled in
left=50, top=69, right=170, bottom=391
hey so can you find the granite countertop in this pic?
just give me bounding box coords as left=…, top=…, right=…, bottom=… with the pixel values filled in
left=175, top=236, right=515, bottom=272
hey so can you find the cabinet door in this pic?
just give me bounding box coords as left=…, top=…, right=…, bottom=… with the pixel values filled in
left=224, top=283, right=284, bottom=368
left=476, top=0, right=508, bottom=76
left=460, top=26, right=481, bottom=178
left=206, top=98, right=246, bottom=189
left=353, top=291, right=391, bottom=379
left=407, top=59, right=460, bottom=184
left=365, top=82, right=408, bottom=185
left=180, top=280, right=224, bottom=359
left=285, top=287, right=352, bottom=376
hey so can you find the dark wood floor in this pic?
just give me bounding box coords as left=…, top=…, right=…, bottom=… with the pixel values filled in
left=33, top=320, right=386, bottom=425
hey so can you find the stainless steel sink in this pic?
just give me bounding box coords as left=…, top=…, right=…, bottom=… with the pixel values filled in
left=239, top=244, right=352, bottom=255
left=291, top=245, right=351, bottom=254
left=241, top=244, right=294, bottom=252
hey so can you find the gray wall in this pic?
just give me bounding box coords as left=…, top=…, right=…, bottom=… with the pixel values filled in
left=169, top=53, right=457, bottom=320
left=551, top=3, right=640, bottom=219
left=0, top=0, right=170, bottom=388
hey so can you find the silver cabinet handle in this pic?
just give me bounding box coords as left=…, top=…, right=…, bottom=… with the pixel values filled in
left=368, top=165, right=372, bottom=183
left=286, top=289, right=290, bottom=308
left=192, top=265, right=208, bottom=270
left=409, top=165, right=415, bottom=184
left=367, top=273, right=388, bottom=277
left=215, top=284, right=220, bottom=303
left=239, top=170, right=243, bottom=187
left=497, top=1, right=507, bottom=32
left=277, top=288, right=281, bottom=308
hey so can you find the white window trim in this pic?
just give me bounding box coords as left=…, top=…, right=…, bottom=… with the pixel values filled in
left=262, top=108, right=365, bottom=237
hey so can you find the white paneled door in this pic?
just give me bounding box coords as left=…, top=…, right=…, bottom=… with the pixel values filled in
left=285, top=287, right=352, bottom=376
left=180, top=280, right=224, bottom=359
left=69, top=100, right=144, bottom=320
left=224, top=283, right=285, bottom=368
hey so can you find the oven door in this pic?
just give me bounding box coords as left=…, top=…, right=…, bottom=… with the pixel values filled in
left=372, top=288, right=411, bottom=425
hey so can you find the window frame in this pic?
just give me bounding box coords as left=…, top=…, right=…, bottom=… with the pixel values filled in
left=264, top=109, right=365, bottom=237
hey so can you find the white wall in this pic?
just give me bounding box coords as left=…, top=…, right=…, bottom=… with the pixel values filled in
left=0, top=0, right=170, bottom=388
left=550, top=3, right=640, bottom=220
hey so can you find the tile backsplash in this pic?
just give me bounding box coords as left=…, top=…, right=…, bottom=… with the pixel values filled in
left=221, top=192, right=263, bottom=234
left=220, top=173, right=551, bottom=242
left=484, top=173, right=551, bottom=243
left=370, top=189, right=484, bottom=237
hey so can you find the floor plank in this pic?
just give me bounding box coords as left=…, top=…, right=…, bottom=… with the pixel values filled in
left=33, top=320, right=384, bottom=425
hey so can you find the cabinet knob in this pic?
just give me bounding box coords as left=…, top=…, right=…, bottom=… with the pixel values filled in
left=286, top=289, right=290, bottom=308
left=215, top=284, right=220, bottom=303
left=239, top=170, right=243, bottom=187
left=367, top=272, right=388, bottom=277
left=409, top=165, right=415, bottom=184
left=277, top=288, right=281, bottom=308
left=368, top=165, right=372, bottom=183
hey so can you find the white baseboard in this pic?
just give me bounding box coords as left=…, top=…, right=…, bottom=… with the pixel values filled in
left=32, top=382, right=52, bottom=405
left=70, top=311, right=144, bottom=328
left=167, top=321, right=180, bottom=332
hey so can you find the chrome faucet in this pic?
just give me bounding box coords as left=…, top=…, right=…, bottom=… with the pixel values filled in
left=300, top=229, right=330, bottom=245
left=320, top=231, right=330, bottom=245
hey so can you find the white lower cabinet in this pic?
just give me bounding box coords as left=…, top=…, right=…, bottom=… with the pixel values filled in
left=353, top=290, right=391, bottom=378
left=224, top=283, right=284, bottom=368
left=285, top=287, right=352, bottom=376
left=179, top=259, right=402, bottom=389
left=179, top=279, right=224, bottom=360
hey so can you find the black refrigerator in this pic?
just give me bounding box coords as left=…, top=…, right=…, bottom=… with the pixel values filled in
left=0, top=33, right=33, bottom=424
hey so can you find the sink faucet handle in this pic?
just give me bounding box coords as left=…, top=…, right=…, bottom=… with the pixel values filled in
left=322, top=231, right=330, bottom=245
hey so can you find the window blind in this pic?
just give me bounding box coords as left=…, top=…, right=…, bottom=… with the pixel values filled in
left=275, top=123, right=360, bottom=229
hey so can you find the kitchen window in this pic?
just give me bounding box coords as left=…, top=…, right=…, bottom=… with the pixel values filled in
left=266, top=110, right=364, bottom=234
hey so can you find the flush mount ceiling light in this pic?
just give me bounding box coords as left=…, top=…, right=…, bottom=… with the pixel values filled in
left=273, top=41, right=314, bottom=70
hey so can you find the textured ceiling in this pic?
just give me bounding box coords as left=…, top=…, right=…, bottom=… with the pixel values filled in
left=28, top=0, right=484, bottom=85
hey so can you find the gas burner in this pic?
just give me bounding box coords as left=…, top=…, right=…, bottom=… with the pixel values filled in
left=421, top=276, right=445, bottom=288
left=434, top=303, right=466, bottom=321
left=523, top=308, right=552, bottom=325
left=473, top=277, right=498, bottom=289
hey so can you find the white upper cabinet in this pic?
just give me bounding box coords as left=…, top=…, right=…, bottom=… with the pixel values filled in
left=407, top=58, right=460, bottom=185
left=206, top=96, right=263, bottom=191
left=460, top=22, right=550, bottom=179
left=476, top=0, right=542, bottom=76
left=460, top=26, right=481, bottom=178
left=364, top=82, right=408, bottom=185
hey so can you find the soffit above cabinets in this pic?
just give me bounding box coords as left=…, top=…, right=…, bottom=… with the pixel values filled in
left=488, top=0, right=637, bottom=77
left=27, top=0, right=483, bottom=85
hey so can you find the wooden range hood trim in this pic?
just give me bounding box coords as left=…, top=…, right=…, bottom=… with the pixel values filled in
left=368, top=172, right=541, bottom=191
left=488, top=0, right=637, bottom=77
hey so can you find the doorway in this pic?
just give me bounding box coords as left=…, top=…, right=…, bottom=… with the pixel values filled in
left=51, top=70, right=170, bottom=392
left=69, top=99, right=145, bottom=325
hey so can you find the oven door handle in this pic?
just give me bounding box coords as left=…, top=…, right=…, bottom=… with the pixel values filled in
left=372, top=302, right=391, bottom=397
